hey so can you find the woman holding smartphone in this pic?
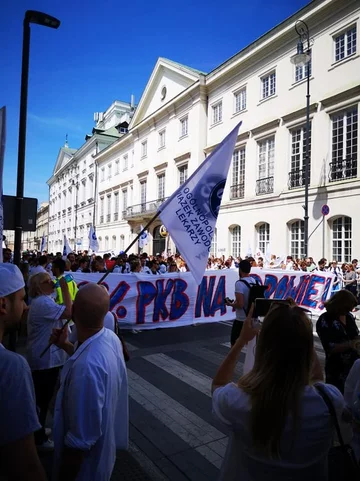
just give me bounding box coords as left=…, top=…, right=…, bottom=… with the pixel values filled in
left=212, top=301, right=343, bottom=481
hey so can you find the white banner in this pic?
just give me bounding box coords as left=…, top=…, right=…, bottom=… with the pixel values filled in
left=0, top=107, right=5, bottom=263
left=72, top=268, right=334, bottom=330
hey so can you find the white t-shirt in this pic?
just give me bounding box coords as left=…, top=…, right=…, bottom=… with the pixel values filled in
left=213, top=382, right=344, bottom=481
left=234, top=276, right=257, bottom=321
left=141, top=266, right=151, bottom=275
left=53, top=328, right=128, bottom=481
left=26, top=295, right=68, bottom=370
left=0, top=344, right=41, bottom=446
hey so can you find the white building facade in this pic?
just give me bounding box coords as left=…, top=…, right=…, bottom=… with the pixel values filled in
left=47, top=101, right=134, bottom=253
left=93, top=0, right=360, bottom=263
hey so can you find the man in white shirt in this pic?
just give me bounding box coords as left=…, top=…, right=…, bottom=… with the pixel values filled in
left=52, top=283, right=128, bottom=481
left=225, top=260, right=257, bottom=346
left=0, top=264, right=46, bottom=480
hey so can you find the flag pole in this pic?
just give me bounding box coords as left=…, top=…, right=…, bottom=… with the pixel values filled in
left=97, top=210, right=161, bottom=284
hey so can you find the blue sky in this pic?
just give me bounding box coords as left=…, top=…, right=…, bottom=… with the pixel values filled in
left=0, top=0, right=309, bottom=203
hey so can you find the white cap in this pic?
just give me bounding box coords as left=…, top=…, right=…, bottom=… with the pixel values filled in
left=159, top=264, right=167, bottom=274
left=0, top=264, right=25, bottom=297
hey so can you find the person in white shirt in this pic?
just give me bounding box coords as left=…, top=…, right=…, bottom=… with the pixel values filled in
left=0, top=264, right=46, bottom=481
left=212, top=301, right=344, bottom=481
left=27, top=271, right=72, bottom=449
left=51, top=283, right=128, bottom=481
left=140, top=256, right=151, bottom=274
left=285, top=255, right=294, bottom=271
left=28, top=255, right=48, bottom=280
left=344, top=358, right=360, bottom=461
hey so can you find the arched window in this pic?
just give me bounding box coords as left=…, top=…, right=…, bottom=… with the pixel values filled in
left=112, top=235, right=116, bottom=250
left=332, top=216, right=352, bottom=262
left=120, top=235, right=125, bottom=251
left=289, top=220, right=304, bottom=259
left=105, top=236, right=109, bottom=251
left=210, top=228, right=217, bottom=256
left=230, top=225, right=241, bottom=258
left=257, top=223, right=270, bottom=254
left=98, top=236, right=102, bottom=251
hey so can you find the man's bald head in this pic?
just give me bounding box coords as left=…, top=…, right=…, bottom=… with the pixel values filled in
left=73, top=283, right=110, bottom=329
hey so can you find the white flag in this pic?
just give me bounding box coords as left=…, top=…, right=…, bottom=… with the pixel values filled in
left=88, top=224, right=99, bottom=252
left=138, top=225, right=149, bottom=249
left=63, top=235, right=73, bottom=257
left=246, top=242, right=253, bottom=258
left=40, top=234, right=46, bottom=252
left=0, top=107, right=5, bottom=264
left=159, top=122, right=241, bottom=284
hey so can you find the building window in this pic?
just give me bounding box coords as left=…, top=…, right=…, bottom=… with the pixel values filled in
left=334, top=25, right=357, bottom=62
left=210, top=228, right=217, bottom=256
left=141, top=140, right=147, bottom=158
left=120, top=235, right=125, bottom=251
left=98, top=236, right=102, bottom=251
left=114, top=192, right=119, bottom=221
left=295, top=50, right=312, bottom=82
left=178, top=164, right=188, bottom=186
left=105, top=236, right=109, bottom=251
left=212, top=102, right=222, bottom=124
left=107, top=163, right=112, bottom=180
left=180, top=116, right=188, bottom=137
left=140, top=180, right=147, bottom=211
left=288, top=124, right=312, bottom=189
left=256, top=137, right=275, bottom=195
left=106, top=194, right=111, bottom=223
left=157, top=173, right=165, bottom=200
left=261, top=71, right=276, bottom=99
left=330, top=106, right=358, bottom=182
left=234, top=88, right=246, bottom=113
left=231, top=148, right=245, bottom=199
left=115, top=160, right=119, bottom=175
left=123, top=154, right=128, bottom=171
left=231, top=225, right=241, bottom=258
left=289, top=220, right=305, bottom=258
left=159, top=130, right=166, bottom=149
left=112, top=235, right=116, bottom=250
left=257, top=223, right=270, bottom=254
left=100, top=197, right=104, bottom=224
left=332, top=216, right=352, bottom=262
left=100, top=168, right=105, bottom=182
left=122, top=189, right=128, bottom=217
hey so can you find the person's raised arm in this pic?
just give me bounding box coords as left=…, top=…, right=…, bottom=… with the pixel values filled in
left=212, top=305, right=258, bottom=393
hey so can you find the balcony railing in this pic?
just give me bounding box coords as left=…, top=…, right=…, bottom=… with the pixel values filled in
left=106, top=214, right=111, bottom=223
left=256, top=176, right=274, bottom=195
left=288, top=169, right=311, bottom=189
left=329, top=157, right=357, bottom=182
left=123, top=198, right=168, bottom=219
left=230, top=183, right=244, bottom=200
left=100, top=215, right=104, bottom=224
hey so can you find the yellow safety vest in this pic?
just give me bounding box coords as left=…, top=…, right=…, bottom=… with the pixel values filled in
left=54, top=274, right=78, bottom=305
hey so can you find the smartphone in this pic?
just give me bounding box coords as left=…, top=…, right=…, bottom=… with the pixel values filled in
left=225, top=297, right=234, bottom=304
left=254, top=298, right=289, bottom=317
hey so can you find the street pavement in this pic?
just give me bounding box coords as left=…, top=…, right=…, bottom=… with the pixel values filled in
left=12, top=320, right=329, bottom=480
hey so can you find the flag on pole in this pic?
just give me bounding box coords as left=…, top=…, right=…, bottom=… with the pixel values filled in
left=138, top=224, right=149, bottom=249
left=246, top=242, right=253, bottom=258
left=0, top=107, right=6, bottom=264
left=40, top=233, right=46, bottom=253
left=159, top=122, right=242, bottom=284
left=88, top=224, right=99, bottom=252
left=63, top=235, right=73, bottom=257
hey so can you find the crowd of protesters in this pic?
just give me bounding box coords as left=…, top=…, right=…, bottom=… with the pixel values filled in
left=1, top=245, right=360, bottom=480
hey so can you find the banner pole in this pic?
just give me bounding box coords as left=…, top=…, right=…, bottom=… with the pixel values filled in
left=97, top=210, right=161, bottom=285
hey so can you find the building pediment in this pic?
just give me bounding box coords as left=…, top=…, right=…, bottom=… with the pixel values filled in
left=53, top=146, right=77, bottom=176
left=130, top=57, right=205, bottom=128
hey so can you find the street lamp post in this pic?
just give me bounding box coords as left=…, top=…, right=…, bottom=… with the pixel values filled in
left=13, top=10, right=60, bottom=266
left=291, top=20, right=311, bottom=259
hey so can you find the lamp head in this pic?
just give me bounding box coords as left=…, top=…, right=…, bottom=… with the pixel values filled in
left=291, top=40, right=311, bottom=66
left=25, top=10, right=60, bottom=29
